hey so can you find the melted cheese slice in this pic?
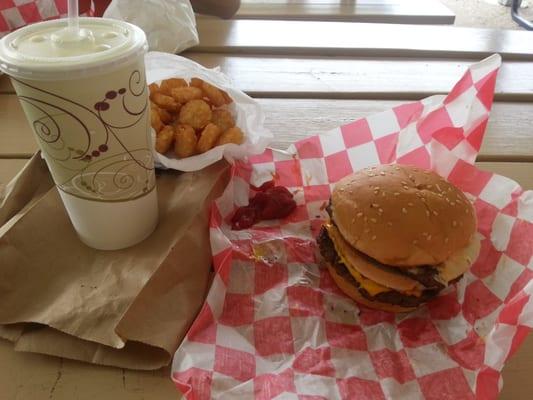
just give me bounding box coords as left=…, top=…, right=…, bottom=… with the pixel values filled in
left=325, top=223, right=391, bottom=296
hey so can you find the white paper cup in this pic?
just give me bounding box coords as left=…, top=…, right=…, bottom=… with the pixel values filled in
left=0, top=18, right=158, bottom=250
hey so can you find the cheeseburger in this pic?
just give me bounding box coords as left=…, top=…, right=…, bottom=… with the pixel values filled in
left=317, top=164, right=480, bottom=312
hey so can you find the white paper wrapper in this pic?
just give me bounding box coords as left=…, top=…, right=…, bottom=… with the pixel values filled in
left=104, top=0, right=199, bottom=53
left=145, top=52, right=273, bottom=172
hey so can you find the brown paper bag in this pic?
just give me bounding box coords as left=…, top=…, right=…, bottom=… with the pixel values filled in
left=0, top=153, right=229, bottom=369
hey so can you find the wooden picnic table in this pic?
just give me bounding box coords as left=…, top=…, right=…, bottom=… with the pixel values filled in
left=1, top=11, right=533, bottom=400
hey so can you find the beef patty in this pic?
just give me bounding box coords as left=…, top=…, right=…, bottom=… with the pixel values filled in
left=317, top=226, right=444, bottom=308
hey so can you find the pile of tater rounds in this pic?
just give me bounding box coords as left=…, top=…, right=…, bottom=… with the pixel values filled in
left=149, top=77, right=245, bottom=158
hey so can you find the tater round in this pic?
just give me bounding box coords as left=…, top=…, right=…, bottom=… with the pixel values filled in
left=151, top=92, right=179, bottom=111
left=190, top=77, right=204, bottom=88
left=157, top=107, right=173, bottom=124
left=216, top=126, right=244, bottom=146
left=211, top=109, right=235, bottom=132
left=201, top=81, right=226, bottom=107
left=174, top=124, right=197, bottom=158
left=196, top=123, right=222, bottom=153
left=155, top=125, right=174, bottom=154
left=171, top=86, right=203, bottom=104
left=160, top=78, right=187, bottom=95
left=150, top=108, right=163, bottom=133
left=178, top=99, right=212, bottom=129
left=148, top=83, right=160, bottom=100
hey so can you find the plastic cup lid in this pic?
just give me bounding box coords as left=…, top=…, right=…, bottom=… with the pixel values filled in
left=0, top=17, right=148, bottom=81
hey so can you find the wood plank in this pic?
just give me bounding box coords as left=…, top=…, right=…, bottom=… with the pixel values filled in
left=477, top=162, right=533, bottom=189
left=1, top=332, right=529, bottom=400
left=186, top=55, right=533, bottom=101
left=1, top=157, right=531, bottom=190
left=234, top=0, right=455, bottom=24
left=0, top=340, right=177, bottom=400
left=257, top=99, right=533, bottom=161
left=4, top=57, right=533, bottom=101
left=2, top=95, right=533, bottom=161
left=193, top=20, right=533, bottom=60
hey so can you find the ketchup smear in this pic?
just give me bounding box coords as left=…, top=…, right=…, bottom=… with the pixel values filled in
left=231, top=181, right=297, bottom=230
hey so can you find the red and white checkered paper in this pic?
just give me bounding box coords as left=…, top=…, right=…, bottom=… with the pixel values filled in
left=172, top=54, right=533, bottom=399
left=0, top=0, right=93, bottom=38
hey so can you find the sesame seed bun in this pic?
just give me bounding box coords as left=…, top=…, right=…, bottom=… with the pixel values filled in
left=325, top=261, right=416, bottom=313
left=330, top=164, right=477, bottom=267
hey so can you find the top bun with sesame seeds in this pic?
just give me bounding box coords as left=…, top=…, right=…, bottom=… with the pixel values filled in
left=330, top=164, right=477, bottom=268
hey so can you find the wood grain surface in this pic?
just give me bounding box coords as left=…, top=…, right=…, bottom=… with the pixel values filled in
left=194, top=19, right=533, bottom=60
left=4, top=58, right=533, bottom=101
left=2, top=95, right=532, bottom=161
left=234, top=0, right=455, bottom=24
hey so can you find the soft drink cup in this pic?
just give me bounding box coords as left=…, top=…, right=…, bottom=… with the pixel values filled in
left=0, top=17, right=158, bottom=250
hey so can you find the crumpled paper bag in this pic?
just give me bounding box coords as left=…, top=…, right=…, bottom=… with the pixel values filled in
left=103, top=0, right=199, bottom=53
left=0, top=152, right=229, bottom=370
left=171, top=54, right=533, bottom=399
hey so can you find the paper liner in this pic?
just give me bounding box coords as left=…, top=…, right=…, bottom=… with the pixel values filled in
left=172, top=54, right=533, bottom=399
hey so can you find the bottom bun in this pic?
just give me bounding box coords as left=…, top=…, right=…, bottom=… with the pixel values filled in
left=325, top=262, right=417, bottom=313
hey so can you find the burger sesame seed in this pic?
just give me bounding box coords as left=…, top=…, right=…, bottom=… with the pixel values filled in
left=427, top=235, right=432, bottom=241
left=445, top=198, right=450, bottom=202
left=387, top=222, right=393, bottom=227
left=427, top=184, right=432, bottom=189
left=437, top=193, right=443, bottom=198
left=370, top=218, right=377, bottom=223
left=371, top=235, right=377, bottom=241
left=422, top=232, right=428, bottom=236
left=371, top=203, right=379, bottom=208
left=381, top=192, right=386, bottom=197
left=378, top=208, right=384, bottom=213
left=448, top=187, right=452, bottom=192
left=432, top=210, right=439, bottom=216
left=409, top=175, right=414, bottom=180
left=436, top=184, right=442, bottom=192
left=401, top=181, right=408, bottom=185
left=465, top=208, right=470, bottom=214
left=456, top=199, right=462, bottom=204
left=413, top=239, right=418, bottom=245
left=357, top=212, right=363, bottom=218
left=402, top=208, right=408, bottom=214
left=444, top=237, right=449, bottom=243
left=408, top=202, right=414, bottom=207
left=452, top=220, right=457, bottom=227
left=394, top=192, right=400, bottom=196
left=374, top=186, right=380, bottom=190
left=380, top=172, right=386, bottom=176
left=352, top=218, right=356, bottom=223
left=403, top=185, right=409, bottom=190
left=421, top=197, right=427, bottom=202
left=451, top=201, right=455, bottom=206
left=394, top=166, right=400, bottom=171
left=426, top=210, right=430, bottom=217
